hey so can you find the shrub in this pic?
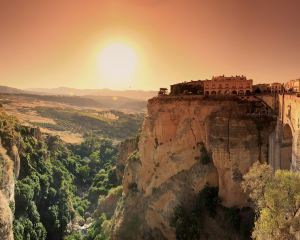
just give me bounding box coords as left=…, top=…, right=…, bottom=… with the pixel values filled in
left=195, top=186, right=219, bottom=217
left=223, top=207, right=240, bottom=230
left=170, top=205, right=202, bottom=240
left=170, top=186, right=219, bottom=240
left=243, top=163, right=300, bottom=240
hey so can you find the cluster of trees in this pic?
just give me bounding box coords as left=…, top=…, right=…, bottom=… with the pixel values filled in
left=170, top=186, right=253, bottom=240
left=242, top=162, right=300, bottom=239
left=170, top=187, right=219, bottom=239
left=9, top=119, right=120, bottom=240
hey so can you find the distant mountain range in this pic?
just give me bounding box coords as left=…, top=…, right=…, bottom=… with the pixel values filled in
left=26, top=87, right=157, bottom=100
left=0, top=85, right=155, bottom=112
left=0, top=86, right=25, bottom=94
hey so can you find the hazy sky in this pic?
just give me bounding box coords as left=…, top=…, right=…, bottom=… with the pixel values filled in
left=1, top=0, right=300, bottom=90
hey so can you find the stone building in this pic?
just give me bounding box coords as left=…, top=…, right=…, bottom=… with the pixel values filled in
left=285, top=79, right=300, bottom=93
left=203, top=75, right=252, bottom=95
left=270, top=82, right=283, bottom=93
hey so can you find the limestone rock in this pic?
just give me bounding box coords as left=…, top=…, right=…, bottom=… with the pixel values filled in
left=115, top=96, right=276, bottom=239
left=0, top=145, right=14, bottom=240
left=117, top=138, right=138, bottom=181
left=0, top=191, right=13, bottom=240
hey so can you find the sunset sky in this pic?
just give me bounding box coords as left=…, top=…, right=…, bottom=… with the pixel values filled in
left=1, top=0, right=300, bottom=90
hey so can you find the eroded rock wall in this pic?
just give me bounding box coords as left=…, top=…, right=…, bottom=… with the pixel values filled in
left=117, top=138, right=138, bottom=181
left=115, top=96, right=275, bottom=239
left=0, top=145, right=15, bottom=240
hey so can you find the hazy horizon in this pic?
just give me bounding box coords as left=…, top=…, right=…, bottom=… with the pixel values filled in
left=25, top=86, right=157, bottom=92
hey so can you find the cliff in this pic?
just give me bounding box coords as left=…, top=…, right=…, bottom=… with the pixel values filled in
left=116, top=137, right=138, bottom=181
left=113, top=96, right=276, bottom=239
left=0, top=110, right=23, bottom=240
left=0, top=146, right=14, bottom=240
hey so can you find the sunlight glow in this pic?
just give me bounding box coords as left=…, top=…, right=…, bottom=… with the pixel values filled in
left=97, top=43, right=137, bottom=88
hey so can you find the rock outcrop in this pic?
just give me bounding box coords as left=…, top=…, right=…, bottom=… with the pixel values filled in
left=0, top=111, right=23, bottom=239
left=113, top=95, right=276, bottom=239
left=116, top=138, right=138, bottom=181
left=0, top=146, right=15, bottom=240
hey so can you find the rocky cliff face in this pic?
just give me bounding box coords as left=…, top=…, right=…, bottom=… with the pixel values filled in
left=116, top=137, right=138, bottom=181
left=0, top=110, right=22, bottom=240
left=113, top=96, right=276, bottom=240
left=0, top=145, right=15, bottom=240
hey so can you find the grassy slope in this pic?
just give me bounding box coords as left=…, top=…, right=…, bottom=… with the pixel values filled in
left=33, top=107, right=143, bottom=140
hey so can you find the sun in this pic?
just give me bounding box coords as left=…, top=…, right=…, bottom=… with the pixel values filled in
left=97, top=42, right=137, bottom=88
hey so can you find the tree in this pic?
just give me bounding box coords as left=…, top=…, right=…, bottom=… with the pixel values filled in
left=242, top=162, right=300, bottom=239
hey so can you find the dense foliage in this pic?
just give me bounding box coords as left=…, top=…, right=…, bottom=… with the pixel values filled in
left=242, top=162, right=300, bottom=239
left=0, top=112, right=120, bottom=240
left=170, top=187, right=219, bottom=240
left=171, top=186, right=253, bottom=240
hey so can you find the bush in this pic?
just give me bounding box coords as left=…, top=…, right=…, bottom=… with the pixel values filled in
left=243, top=163, right=300, bottom=240
left=170, top=186, right=219, bottom=240
left=170, top=205, right=202, bottom=240
left=195, top=186, right=219, bottom=216
left=223, top=207, right=240, bottom=230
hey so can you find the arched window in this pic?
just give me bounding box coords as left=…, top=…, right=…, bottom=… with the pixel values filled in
left=232, top=90, right=237, bottom=95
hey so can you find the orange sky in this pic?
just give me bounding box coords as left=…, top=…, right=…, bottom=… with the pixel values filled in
left=1, top=0, right=300, bottom=90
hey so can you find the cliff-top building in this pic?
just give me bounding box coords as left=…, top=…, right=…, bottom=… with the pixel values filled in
left=204, top=75, right=252, bottom=95
left=168, top=75, right=253, bottom=96
left=270, top=82, right=283, bottom=93
left=285, top=79, right=300, bottom=92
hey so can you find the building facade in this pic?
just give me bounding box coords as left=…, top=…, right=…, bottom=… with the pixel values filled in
left=203, top=75, right=253, bottom=95
left=270, top=82, right=283, bottom=93
left=285, top=79, right=300, bottom=93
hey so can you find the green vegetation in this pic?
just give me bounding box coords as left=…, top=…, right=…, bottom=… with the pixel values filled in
left=242, top=162, right=300, bottom=240
left=171, top=186, right=253, bottom=240
left=0, top=112, right=128, bottom=240
left=34, top=107, right=143, bottom=140
left=65, top=214, right=111, bottom=240
left=170, top=186, right=218, bottom=240
left=14, top=133, right=119, bottom=240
